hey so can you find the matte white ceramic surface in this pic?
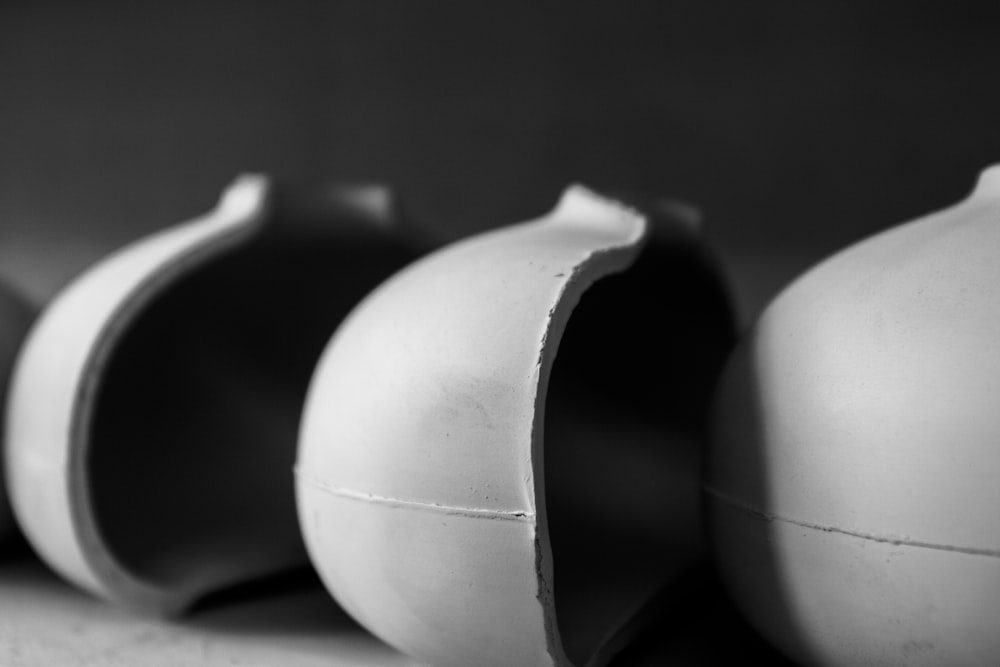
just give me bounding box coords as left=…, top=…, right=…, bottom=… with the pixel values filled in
left=5, top=175, right=421, bottom=615
left=706, top=165, right=1000, bottom=666
left=297, top=186, right=736, bottom=667
left=0, top=280, right=34, bottom=541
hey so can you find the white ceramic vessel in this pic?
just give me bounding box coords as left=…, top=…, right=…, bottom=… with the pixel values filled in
left=297, top=186, right=736, bottom=667
left=5, top=175, right=423, bottom=614
left=706, top=166, right=1000, bottom=666
left=0, top=281, right=34, bottom=542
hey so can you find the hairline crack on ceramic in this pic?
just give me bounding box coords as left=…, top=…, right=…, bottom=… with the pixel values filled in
left=704, top=484, right=1000, bottom=559
left=294, top=470, right=534, bottom=522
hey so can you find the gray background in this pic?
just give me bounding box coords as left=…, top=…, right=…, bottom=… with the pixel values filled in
left=2, top=1, right=999, bottom=314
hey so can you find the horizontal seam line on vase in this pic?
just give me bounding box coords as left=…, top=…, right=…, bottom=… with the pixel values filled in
left=703, top=484, right=1000, bottom=559
left=295, top=469, right=535, bottom=522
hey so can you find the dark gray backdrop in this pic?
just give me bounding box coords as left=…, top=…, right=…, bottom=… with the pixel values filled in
left=2, top=1, right=998, bottom=314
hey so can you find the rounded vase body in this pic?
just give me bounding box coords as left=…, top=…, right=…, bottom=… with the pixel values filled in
left=297, top=186, right=736, bottom=667
left=706, top=166, right=1000, bottom=666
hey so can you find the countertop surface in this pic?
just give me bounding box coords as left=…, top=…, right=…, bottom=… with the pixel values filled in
left=0, top=553, right=795, bottom=667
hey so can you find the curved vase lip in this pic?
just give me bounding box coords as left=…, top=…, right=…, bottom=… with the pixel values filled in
left=296, top=184, right=736, bottom=667
left=4, top=174, right=413, bottom=615
left=531, top=189, right=654, bottom=667
left=972, top=163, right=1000, bottom=198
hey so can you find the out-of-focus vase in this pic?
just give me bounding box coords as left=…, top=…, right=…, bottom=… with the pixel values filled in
left=5, top=175, right=425, bottom=614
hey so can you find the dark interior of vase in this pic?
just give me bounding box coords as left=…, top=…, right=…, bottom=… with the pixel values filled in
left=88, top=223, right=415, bottom=596
left=544, top=238, right=735, bottom=665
